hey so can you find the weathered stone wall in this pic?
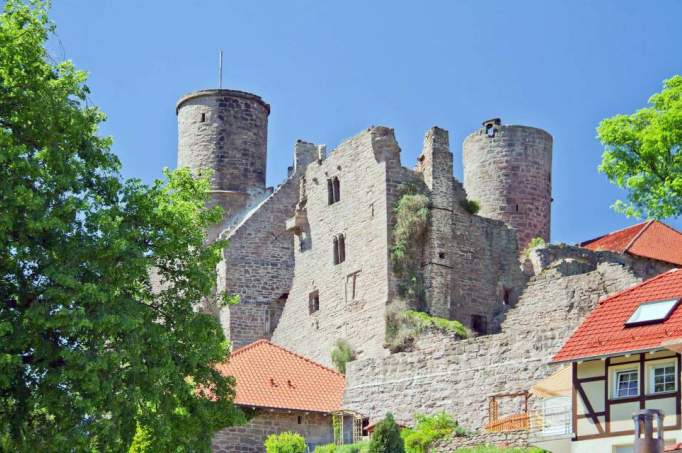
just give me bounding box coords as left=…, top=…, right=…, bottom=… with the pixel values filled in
left=463, top=122, right=553, bottom=251
left=215, top=143, right=319, bottom=348
left=272, top=127, right=411, bottom=367
left=415, top=127, right=525, bottom=333
left=177, top=89, right=269, bottom=193
left=212, top=410, right=337, bottom=453
left=430, top=430, right=529, bottom=452
left=343, top=250, right=665, bottom=436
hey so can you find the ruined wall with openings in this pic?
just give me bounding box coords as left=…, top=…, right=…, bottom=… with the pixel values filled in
left=343, top=247, right=673, bottom=437
left=414, top=127, right=526, bottom=335
left=215, top=143, right=319, bottom=348
left=271, top=127, right=414, bottom=367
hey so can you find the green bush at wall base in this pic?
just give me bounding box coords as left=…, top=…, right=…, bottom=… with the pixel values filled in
left=264, top=432, right=307, bottom=453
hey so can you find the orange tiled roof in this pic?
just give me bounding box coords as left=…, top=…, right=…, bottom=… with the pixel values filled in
left=553, top=269, right=682, bottom=362
left=580, top=220, right=682, bottom=266
left=216, top=339, right=345, bottom=413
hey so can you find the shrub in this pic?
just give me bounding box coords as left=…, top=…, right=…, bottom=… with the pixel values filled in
left=264, top=432, right=307, bottom=453
left=460, top=199, right=480, bottom=215
left=331, top=339, right=357, bottom=374
left=385, top=303, right=468, bottom=353
left=522, top=237, right=547, bottom=259
left=368, top=413, right=405, bottom=453
left=401, top=412, right=468, bottom=453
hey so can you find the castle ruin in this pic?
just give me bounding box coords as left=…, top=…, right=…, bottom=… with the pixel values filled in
left=175, top=88, right=677, bottom=451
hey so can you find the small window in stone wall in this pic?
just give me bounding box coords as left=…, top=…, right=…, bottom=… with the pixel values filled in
left=333, top=234, right=346, bottom=265
left=309, top=291, right=320, bottom=314
left=200, top=112, right=206, bottom=123
left=327, top=177, right=341, bottom=205
left=471, top=314, right=487, bottom=335
left=299, top=230, right=310, bottom=252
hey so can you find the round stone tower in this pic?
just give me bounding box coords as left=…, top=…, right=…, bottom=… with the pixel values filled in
left=462, top=118, right=553, bottom=251
left=176, top=89, right=270, bottom=216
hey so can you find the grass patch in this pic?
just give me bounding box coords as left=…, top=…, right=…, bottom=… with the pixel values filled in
left=386, top=303, right=468, bottom=353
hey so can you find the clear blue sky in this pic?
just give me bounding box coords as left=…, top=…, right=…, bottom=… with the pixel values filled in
left=46, top=0, right=682, bottom=244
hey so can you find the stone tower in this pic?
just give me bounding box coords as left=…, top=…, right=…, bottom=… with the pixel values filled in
left=176, top=89, right=270, bottom=223
left=462, top=119, right=552, bottom=250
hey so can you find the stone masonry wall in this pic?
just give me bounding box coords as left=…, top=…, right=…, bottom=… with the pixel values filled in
left=216, top=144, right=319, bottom=348
left=272, top=127, right=413, bottom=367
left=212, top=410, right=335, bottom=453
left=413, top=127, right=525, bottom=333
left=177, top=89, right=269, bottom=193
left=343, top=249, right=668, bottom=437
left=463, top=123, right=553, bottom=251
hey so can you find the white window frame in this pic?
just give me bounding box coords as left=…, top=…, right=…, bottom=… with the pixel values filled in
left=613, top=368, right=640, bottom=399
left=648, top=360, right=678, bottom=395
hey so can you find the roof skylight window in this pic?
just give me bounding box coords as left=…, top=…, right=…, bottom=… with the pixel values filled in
left=625, top=299, right=680, bottom=326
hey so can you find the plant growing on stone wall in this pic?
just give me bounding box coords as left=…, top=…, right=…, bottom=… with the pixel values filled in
left=391, top=181, right=431, bottom=308
left=522, top=237, right=547, bottom=259
left=385, top=302, right=469, bottom=353
left=331, top=339, right=357, bottom=374
left=401, top=412, right=468, bottom=453
left=460, top=199, right=480, bottom=215
left=264, top=432, right=307, bottom=453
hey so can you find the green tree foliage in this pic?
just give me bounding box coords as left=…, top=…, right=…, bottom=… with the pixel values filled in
left=597, top=75, right=682, bottom=219
left=401, top=412, right=467, bottom=453
left=0, top=1, right=243, bottom=450
left=367, top=413, right=405, bottom=453
left=331, top=339, right=356, bottom=374
left=264, top=432, right=307, bottom=453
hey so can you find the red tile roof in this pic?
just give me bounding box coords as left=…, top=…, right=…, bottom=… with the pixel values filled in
left=580, top=220, right=682, bottom=266
left=215, top=339, right=345, bottom=413
left=553, top=269, right=682, bottom=362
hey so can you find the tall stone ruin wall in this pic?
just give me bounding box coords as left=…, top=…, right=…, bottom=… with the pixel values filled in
left=217, top=176, right=300, bottom=348
left=272, top=127, right=414, bottom=367
left=343, top=247, right=672, bottom=435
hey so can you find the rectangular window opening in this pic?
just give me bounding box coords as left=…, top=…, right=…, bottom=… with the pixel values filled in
left=327, top=177, right=340, bottom=204
left=650, top=363, right=677, bottom=394
left=615, top=369, right=639, bottom=398
left=308, top=291, right=320, bottom=314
